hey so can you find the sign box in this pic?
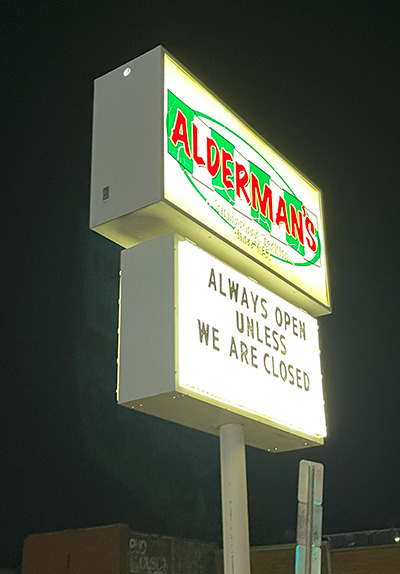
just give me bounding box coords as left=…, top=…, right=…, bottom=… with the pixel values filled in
left=127, top=531, right=216, bottom=574
left=91, top=46, right=330, bottom=317
left=118, top=235, right=326, bottom=451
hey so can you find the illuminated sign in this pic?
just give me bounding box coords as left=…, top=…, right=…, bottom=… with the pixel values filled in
left=117, top=235, right=326, bottom=451
left=167, top=89, right=320, bottom=264
left=178, top=240, right=326, bottom=440
left=164, top=59, right=325, bottom=302
left=90, top=46, right=330, bottom=317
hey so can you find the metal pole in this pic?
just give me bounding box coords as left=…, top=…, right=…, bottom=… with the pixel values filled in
left=219, top=423, right=251, bottom=574
left=305, top=464, right=315, bottom=574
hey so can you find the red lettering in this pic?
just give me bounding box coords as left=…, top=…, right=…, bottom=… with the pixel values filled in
left=206, top=137, right=220, bottom=177
left=221, top=148, right=234, bottom=190
left=236, top=163, right=250, bottom=202
left=275, top=196, right=290, bottom=234
left=251, top=173, right=273, bottom=217
left=192, top=123, right=205, bottom=166
left=305, top=217, right=317, bottom=252
left=170, top=109, right=191, bottom=158
left=289, top=204, right=304, bottom=245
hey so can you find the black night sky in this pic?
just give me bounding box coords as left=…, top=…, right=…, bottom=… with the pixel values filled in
left=2, top=1, right=400, bottom=567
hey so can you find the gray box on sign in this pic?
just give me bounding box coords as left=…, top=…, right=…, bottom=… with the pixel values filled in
left=117, top=234, right=323, bottom=452
left=90, top=46, right=164, bottom=245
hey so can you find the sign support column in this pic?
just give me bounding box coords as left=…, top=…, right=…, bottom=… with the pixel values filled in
left=295, top=459, right=324, bottom=574
left=220, top=423, right=251, bottom=574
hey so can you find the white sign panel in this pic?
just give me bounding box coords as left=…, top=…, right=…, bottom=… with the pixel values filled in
left=177, top=241, right=326, bottom=440
left=164, top=52, right=330, bottom=311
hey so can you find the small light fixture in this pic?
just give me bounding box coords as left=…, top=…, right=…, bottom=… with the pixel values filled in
left=394, top=535, right=400, bottom=543
left=123, top=67, right=131, bottom=77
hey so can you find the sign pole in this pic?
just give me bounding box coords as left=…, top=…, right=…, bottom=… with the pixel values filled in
left=219, top=423, right=251, bottom=574
left=305, top=464, right=315, bottom=574
left=295, top=460, right=324, bottom=574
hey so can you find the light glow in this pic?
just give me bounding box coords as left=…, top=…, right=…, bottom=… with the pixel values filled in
left=164, top=54, right=330, bottom=310
left=176, top=240, right=326, bottom=440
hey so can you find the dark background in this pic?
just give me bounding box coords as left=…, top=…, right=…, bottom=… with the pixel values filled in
left=2, top=0, right=400, bottom=567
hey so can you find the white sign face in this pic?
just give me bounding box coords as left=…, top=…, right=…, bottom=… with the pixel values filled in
left=177, top=241, right=326, bottom=440
left=164, top=53, right=330, bottom=311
